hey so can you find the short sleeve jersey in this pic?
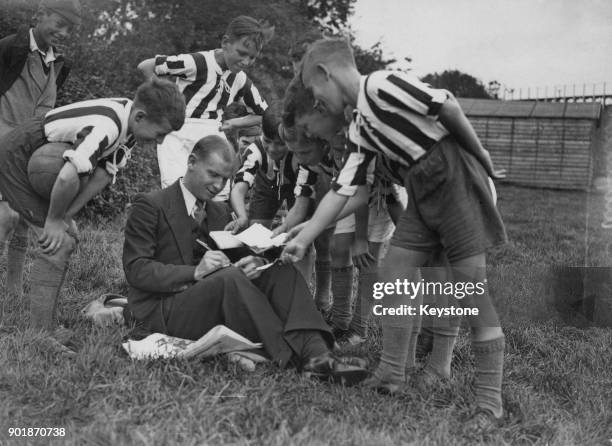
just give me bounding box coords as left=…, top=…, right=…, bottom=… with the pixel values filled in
left=332, top=70, right=450, bottom=196
left=154, top=50, right=267, bottom=121
left=43, top=98, right=134, bottom=176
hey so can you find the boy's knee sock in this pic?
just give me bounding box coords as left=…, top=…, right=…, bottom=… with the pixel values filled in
left=330, top=266, right=353, bottom=330
left=375, top=319, right=412, bottom=384
left=416, top=325, right=434, bottom=357
left=472, top=336, right=505, bottom=418
left=28, top=256, right=68, bottom=331
left=6, top=224, right=28, bottom=297
left=314, top=259, right=331, bottom=311
left=404, top=323, right=422, bottom=369
left=425, top=325, right=460, bottom=379
left=349, top=268, right=377, bottom=337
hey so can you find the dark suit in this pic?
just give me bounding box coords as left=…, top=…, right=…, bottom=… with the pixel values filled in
left=122, top=181, right=332, bottom=367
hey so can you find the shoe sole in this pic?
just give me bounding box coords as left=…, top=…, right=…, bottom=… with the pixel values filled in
left=306, top=368, right=370, bottom=387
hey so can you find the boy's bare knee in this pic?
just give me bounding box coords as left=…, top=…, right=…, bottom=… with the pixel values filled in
left=0, top=203, right=20, bottom=241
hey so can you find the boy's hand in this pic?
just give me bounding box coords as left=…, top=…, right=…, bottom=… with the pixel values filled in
left=194, top=251, right=231, bottom=280
left=220, top=119, right=236, bottom=133
left=280, top=239, right=308, bottom=264
left=224, top=216, right=249, bottom=234
left=352, top=238, right=376, bottom=270
left=480, top=150, right=506, bottom=180
left=39, top=218, right=68, bottom=255
left=271, top=222, right=288, bottom=237
left=285, top=221, right=308, bottom=241
left=234, top=255, right=266, bottom=280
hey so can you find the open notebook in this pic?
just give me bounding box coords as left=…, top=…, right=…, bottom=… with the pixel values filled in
left=209, top=223, right=287, bottom=254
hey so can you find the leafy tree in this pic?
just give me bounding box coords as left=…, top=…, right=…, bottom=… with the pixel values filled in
left=421, top=69, right=491, bottom=99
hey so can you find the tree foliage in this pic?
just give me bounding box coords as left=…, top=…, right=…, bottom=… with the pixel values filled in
left=0, top=0, right=392, bottom=219
left=421, top=69, right=492, bottom=99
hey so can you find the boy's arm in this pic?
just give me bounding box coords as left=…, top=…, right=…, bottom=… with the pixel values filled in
left=40, top=162, right=81, bottom=254
left=352, top=202, right=375, bottom=270
left=137, top=58, right=157, bottom=80
left=226, top=182, right=250, bottom=233
left=65, top=166, right=112, bottom=220
left=221, top=115, right=262, bottom=133
left=282, top=186, right=368, bottom=262
left=438, top=92, right=505, bottom=179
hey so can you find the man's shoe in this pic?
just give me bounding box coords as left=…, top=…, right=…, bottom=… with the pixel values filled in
left=303, top=353, right=369, bottom=386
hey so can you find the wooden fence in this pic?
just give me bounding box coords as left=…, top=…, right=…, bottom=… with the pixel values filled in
left=458, top=99, right=603, bottom=190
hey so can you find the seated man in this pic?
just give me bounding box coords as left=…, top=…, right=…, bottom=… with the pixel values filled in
left=122, top=135, right=368, bottom=385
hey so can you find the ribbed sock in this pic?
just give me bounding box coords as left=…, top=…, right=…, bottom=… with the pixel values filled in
left=472, top=336, right=505, bottom=418
left=330, top=266, right=354, bottom=330
left=374, top=324, right=411, bottom=384
left=404, top=323, right=422, bottom=369
left=28, top=257, right=68, bottom=331
left=6, top=223, right=28, bottom=298
left=425, top=326, right=459, bottom=379
left=349, top=268, right=377, bottom=337
left=314, top=259, right=331, bottom=312
left=416, top=326, right=434, bottom=358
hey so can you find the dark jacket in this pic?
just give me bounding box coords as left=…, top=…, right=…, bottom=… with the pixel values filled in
left=122, top=181, right=232, bottom=320
left=0, top=26, right=71, bottom=98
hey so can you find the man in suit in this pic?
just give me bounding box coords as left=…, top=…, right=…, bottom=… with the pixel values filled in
left=122, top=134, right=368, bottom=384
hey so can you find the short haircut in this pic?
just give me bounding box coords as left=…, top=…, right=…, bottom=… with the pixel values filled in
left=225, top=16, right=275, bottom=52
left=301, top=37, right=356, bottom=82
left=191, top=135, right=235, bottom=165
left=262, top=103, right=282, bottom=141
left=134, top=78, right=185, bottom=131
left=282, top=75, right=316, bottom=128
left=289, top=29, right=324, bottom=63
left=223, top=102, right=248, bottom=121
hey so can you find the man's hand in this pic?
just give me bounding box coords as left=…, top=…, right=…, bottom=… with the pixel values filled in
left=224, top=216, right=249, bottom=234
left=194, top=250, right=231, bottom=280
left=234, top=255, right=266, bottom=280
left=280, top=239, right=308, bottom=264
left=39, top=218, right=68, bottom=255
left=352, top=238, right=376, bottom=271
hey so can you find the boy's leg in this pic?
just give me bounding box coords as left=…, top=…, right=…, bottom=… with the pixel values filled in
left=313, top=228, right=333, bottom=312
left=26, top=224, right=77, bottom=331
left=453, top=253, right=504, bottom=419
left=6, top=216, right=29, bottom=298
left=367, top=245, right=430, bottom=391
left=329, top=231, right=354, bottom=332
left=0, top=201, right=20, bottom=247
left=349, top=241, right=384, bottom=340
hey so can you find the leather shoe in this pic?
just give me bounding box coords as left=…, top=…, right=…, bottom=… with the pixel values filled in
left=302, top=353, right=369, bottom=386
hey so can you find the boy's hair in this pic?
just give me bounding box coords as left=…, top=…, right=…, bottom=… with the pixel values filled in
left=223, top=102, right=248, bottom=121
left=262, top=103, right=282, bottom=141
left=289, top=29, right=324, bottom=63
left=282, top=75, right=316, bottom=128
left=301, top=37, right=356, bottom=81
left=191, top=135, right=235, bottom=165
left=225, top=16, right=275, bottom=52
left=133, top=78, right=185, bottom=131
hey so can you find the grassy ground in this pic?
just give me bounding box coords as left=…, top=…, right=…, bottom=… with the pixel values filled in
left=0, top=184, right=611, bottom=446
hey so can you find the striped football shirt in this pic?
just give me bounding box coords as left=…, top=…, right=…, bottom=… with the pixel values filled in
left=234, top=139, right=298, bottom=190
left=154, top=50, right=267, bottom=120
left=332, top=71, right=450, bottom=196
left=43, top=98, right=133, bottom=175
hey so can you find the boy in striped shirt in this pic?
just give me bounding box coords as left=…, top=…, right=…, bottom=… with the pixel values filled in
left=281, top=38, right=507, bottom=428
left=226, top=105, right=298, bottom=234
left=0, top=78, right=185, bottom=350
left=137, top=16, right=273, bottom=200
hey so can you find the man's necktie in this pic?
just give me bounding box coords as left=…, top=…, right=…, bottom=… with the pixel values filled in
left=193, top=199, right=206, bottom=226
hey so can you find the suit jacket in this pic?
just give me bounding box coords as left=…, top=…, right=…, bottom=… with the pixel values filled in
left=0, top=26, right=70, bottom=98
left=123, top=181, right=231, bottom=321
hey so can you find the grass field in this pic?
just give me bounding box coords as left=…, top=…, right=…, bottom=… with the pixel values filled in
left=0, top=184, right=611, bottom=445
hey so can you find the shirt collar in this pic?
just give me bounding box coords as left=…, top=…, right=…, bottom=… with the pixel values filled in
left=210, top=49, right=225, bottom=75
left=179, top=178, right=204, bottom=217
left=29, top=28, right=57, bottom=66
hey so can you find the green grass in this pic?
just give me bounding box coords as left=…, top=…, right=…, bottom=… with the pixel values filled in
left=1, top=185, right=611, bottom=445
